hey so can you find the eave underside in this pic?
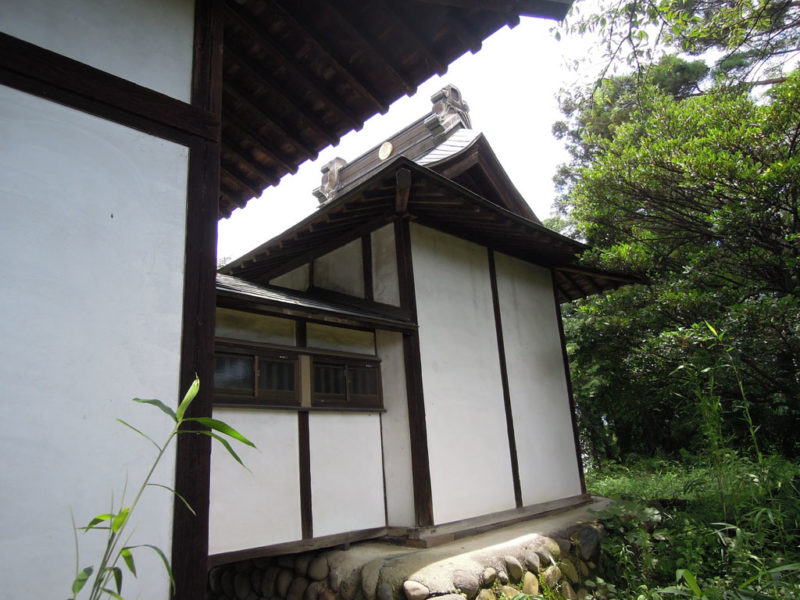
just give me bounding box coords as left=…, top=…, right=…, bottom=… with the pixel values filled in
left=218, top=0, right=570, bottom=217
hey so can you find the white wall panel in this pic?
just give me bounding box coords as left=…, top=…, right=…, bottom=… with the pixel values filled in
left=270, top=264, right=310, bottom=292
left=313, top=239, right=365, bottom=298
left=0, top=0, right=194, bottom=102
left=307, top=323, right=375, bottom=355
left=494, top=253, right=582, bottom=504
left=0, top=86, right=188, bottom=598
left=410, top=224, right=516, bottom=524
left=376, top=330, right=415, bottom=527
left=371, top=224, right=400, bottom=306
left=309, top=413, right=385, bottom=537
left=209, top=409, right=302, bottom=553
left=216, top=308, right=296, bottom=346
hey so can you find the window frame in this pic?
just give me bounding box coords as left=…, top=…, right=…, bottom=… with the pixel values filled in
left=311, top=356, right=383, bottom=410
left=213, top=343, right=300, bottom=409
left=213, top=338, right=384, bottom=412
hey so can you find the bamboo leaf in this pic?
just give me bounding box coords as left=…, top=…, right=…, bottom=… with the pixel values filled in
left=111, top=507, right=130, bottom=533
left=116, top=418, right=162, bottom=451
left=110, top=566, right=123, bottom=593
left=121, top=547, right=137, bottom=577
left=183, top=417, right=255, bottom=447
left=83, top=513, right=113, bottom=531
left=184, top=429, right=248, bottom=468
left=140, top=544, right=175, bottom=592
left=100, top=588, right=125, bottom=600
left=132, top=397, right=177, bottom=422
left=146, top=483, right=196, bottom=516
left=72, top=566, right=93, bottom=594
left=176, top=376, right=200, bottom=423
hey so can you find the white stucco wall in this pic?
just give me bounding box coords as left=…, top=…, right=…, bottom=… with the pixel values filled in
left=371, top=224, right=401, bottom=306
left=0, top=86, right=189, bottom=598
left=410, top=224, right=516, bottom=524
left=209, top=409, right=302, bottom=554
left=313, top=239, right=365, bottom=298
left=216, top=307, right=297, bottom=346
left=494, top=253, right=582, bottom=504
left=0, top=0, right=195, bottom=102
left=376, top=330, right=415, bottom=527
left=309, top=413, right=386, bottom=537
left=270, top=263, right=311, bottom=291
left=307, top=323, right=376, bottom=355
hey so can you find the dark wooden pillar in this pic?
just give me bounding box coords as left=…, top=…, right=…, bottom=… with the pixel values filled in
left=171, top=1, right=223, bottom=599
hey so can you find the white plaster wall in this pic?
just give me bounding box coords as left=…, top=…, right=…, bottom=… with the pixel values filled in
left=371, top=224, right=401, bottom=306
left=410, top=224, right=516, bottom=524
left=494, top=253, right=582, bottom=504
left=307, top=323, right=376, bottom=355
left=314, top=239, right=365, bottom=298
left=0, top=0, right=195, bottom=102
left=270, top=263, right=310, bottom=291
left=209, top=409, right=302, bottom=554
left=216, top=307, right=297, bottom=346
left=376, top=330, right=415, bottom=527
left=309, top=413, right=386, bottom=537
left=0, top=86, right=188, bottom=598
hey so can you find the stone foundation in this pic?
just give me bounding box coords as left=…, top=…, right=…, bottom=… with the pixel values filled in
left=209, top=522, right=603, bottom=600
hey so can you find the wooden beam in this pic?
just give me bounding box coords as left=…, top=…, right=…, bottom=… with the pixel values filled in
left=222, top=108, right=297, bottom=175
left=313, top=2, right=417, bottom=95
left=298, top=411, right=313, bottom=539
left=270, top=0, right=388, bottom=113
left=412, top=0, right=570, bottom=19
left=223, top=84, right=316, bottom=158
left=0, top=32, right=219, bottom=145
left=171, top=1, right=223, bottom=598
left=225, top=1, right=363, bottom=130
left=225, top=46, right=339, bottom=146
left=550, top=269, right=587, bottom=495
left=363, top=234, right=374, bottom=302
left=487, top=250, right=523, bottom=508
left=376, top=0, right=446, bottom=74
left=395, top=219, right=434, bottom=527
left=395, top=168, right=412, bottom=215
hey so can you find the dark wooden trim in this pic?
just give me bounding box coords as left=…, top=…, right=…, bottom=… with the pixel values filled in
left=172, top=2, right=223, bottom=600
left=296, top=319, right=308, bottom=347
left=0, top=32, right=219, bottom=145
left=216, top=293, right=416, bottom=334
left=362, top=234, right=374, bottom=302
left=394, top=219, right=434, bottom=527
left=551, top=269, right=587, bottom=495
left=298, top=411, right=313, bottom=539
left=207, top=527, right=389, bottom=567
left=379, top=413, right=390, bottom=526
left=487, top=250, right=522, bottom=508
left=403, top=493, right=594, bottom=547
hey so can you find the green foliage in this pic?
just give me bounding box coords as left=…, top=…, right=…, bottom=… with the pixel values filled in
left=588, top=456, right=800, bottom=599
left=563, top=0, right=800, bottom=82
left=559, top=70, right=800, bottom=464
left=69, top=378, right=254, bottom=600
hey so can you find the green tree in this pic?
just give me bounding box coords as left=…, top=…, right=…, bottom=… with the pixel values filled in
left=558, top=67, right=800, bottom=462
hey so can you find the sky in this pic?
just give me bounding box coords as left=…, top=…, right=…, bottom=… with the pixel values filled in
left=217, top=14, right=599, bottom=264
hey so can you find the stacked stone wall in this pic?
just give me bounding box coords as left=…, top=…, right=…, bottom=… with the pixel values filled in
left=209, top=523, right=603, bottom=600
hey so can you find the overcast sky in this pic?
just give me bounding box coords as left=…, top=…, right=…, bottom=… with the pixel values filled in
left=217, top=14, right=599, bottom=263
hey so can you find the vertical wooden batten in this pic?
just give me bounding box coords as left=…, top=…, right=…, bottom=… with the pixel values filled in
left=487, top=250, right=523, bottom=508
left=298, top=411, right=313, bottom=539
left=362, top=234, right=374, bottom=301
left=172, top=1, right=224, bottom=599
left=550, top=269, right=587, bottom=495
left=394, top=218, right=434, bottom=527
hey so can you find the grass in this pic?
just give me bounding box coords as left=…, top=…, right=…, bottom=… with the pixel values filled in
left=583, top=455, right=800, bottom=599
